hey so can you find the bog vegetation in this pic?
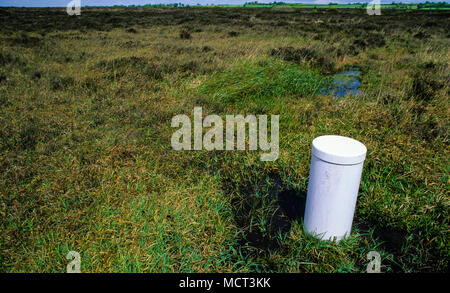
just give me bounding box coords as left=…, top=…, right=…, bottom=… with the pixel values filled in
left=0, top=6, right=448, bottom=272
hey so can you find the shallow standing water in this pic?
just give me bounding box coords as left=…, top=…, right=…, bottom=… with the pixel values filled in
left=321, top=68, right=363, bottom=98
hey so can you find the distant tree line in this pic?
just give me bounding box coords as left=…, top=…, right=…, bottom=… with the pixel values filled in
left=416, top=1, right=450, bottom=9
left=113, top=1, right=450, bottom=8
left=242, top=1, right=449, bottom=7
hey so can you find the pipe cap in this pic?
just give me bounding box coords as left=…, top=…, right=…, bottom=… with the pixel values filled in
left=312, top=135, right=367, bottom=165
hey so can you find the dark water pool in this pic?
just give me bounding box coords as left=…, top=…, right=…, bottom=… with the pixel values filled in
left=321, top=68, right=363, bottom=98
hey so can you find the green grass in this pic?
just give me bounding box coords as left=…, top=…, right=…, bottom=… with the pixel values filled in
left=199, top=58, right=329, bottom=108
left=0, top=7, right=448, bottom=273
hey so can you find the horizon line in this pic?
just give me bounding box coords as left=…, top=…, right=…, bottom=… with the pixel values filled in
left=1, top=1, right=449, bottom=8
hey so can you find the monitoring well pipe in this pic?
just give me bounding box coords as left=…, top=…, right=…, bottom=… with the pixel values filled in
left=304, top=135, right=367, bottom=241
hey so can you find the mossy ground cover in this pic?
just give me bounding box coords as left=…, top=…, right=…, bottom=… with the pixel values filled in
left=0, top=7, right=448, bottom=272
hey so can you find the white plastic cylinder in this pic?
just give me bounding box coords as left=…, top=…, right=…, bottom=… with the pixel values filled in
left=304, top=135, right=367, bottom=241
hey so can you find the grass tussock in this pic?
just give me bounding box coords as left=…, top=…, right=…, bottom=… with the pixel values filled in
left=199, top=58, right=329, bottom=108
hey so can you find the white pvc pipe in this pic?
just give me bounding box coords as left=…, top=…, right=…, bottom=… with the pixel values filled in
left=304, top=135, right=367, bottom=241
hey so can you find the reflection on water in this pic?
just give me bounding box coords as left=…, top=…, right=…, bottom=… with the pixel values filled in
left=321, top=68, right=363, bottom=98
